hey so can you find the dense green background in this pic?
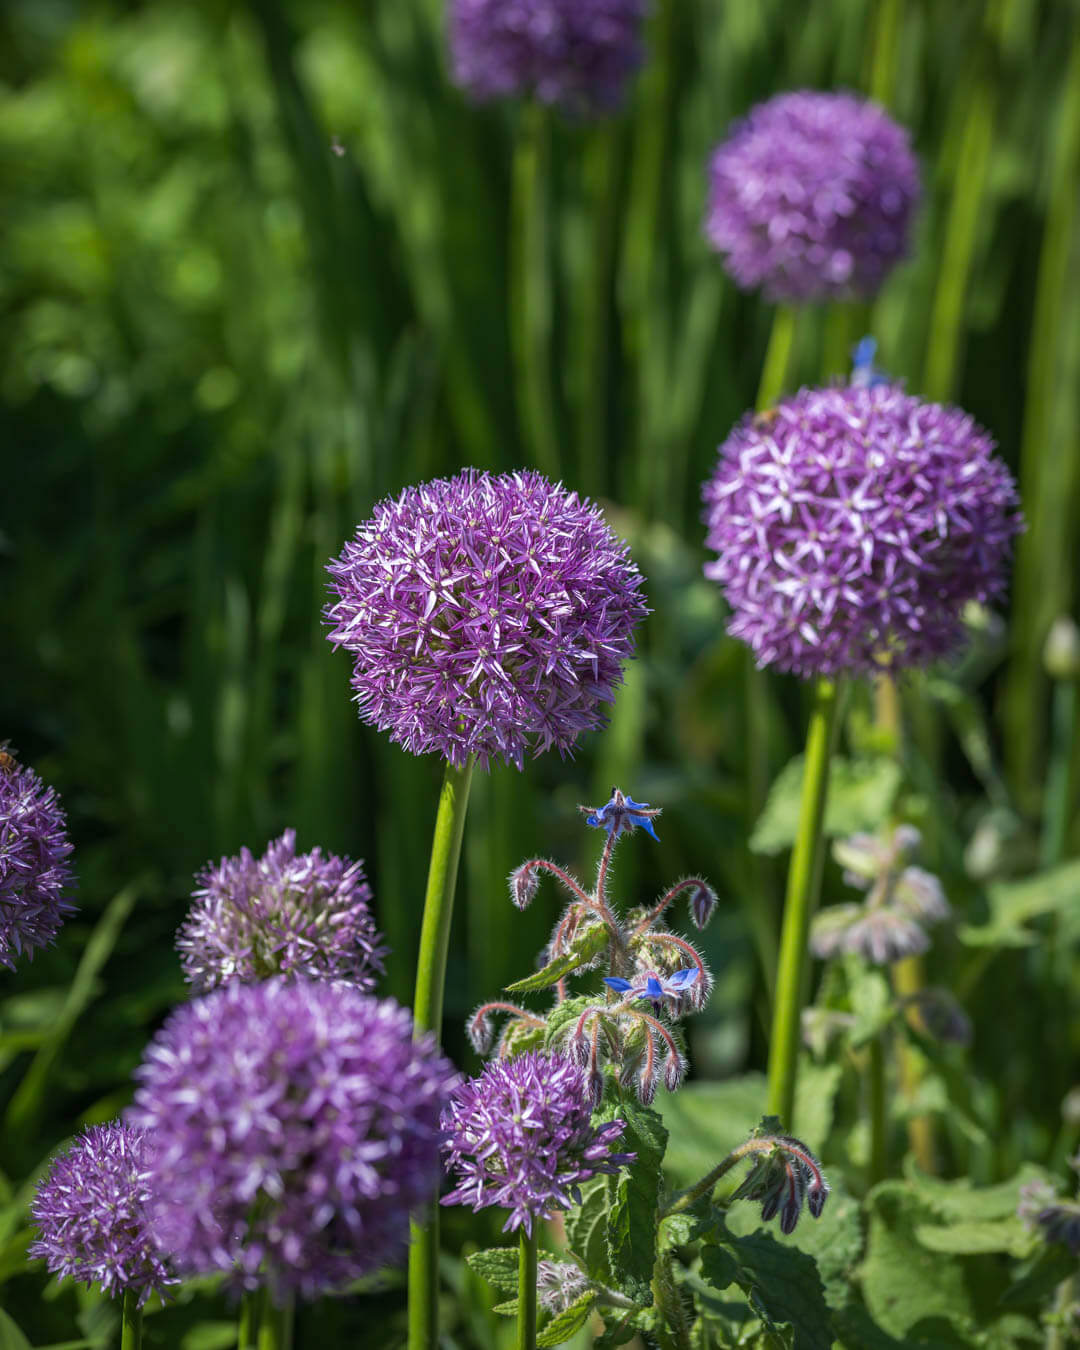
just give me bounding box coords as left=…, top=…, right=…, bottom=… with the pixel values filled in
left=2, top=0, right=1078, bottom=1345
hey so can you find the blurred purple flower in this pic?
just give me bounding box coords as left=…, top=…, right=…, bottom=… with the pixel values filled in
left=448, top=0, right=646, bottom=115
left=440, top=1050, right=634, bottom=1235
left=0, top=749, right=76, bottom=970
left=130, top=978, right=457, bottom=1300
left=30, top=1122, right=174, bottom=1306
left=705, top=90, right=920, bottom=302
left=177, top=829, right=385, bottom=994
left=701, top=385, right=1022, bottom=678
left=326, top=470, right=647, bottom=770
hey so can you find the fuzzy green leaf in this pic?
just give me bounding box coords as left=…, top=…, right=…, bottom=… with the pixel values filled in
left=536, top=1290, right=598, bottom=1346
left=465, top=1245, right=521, bottom=1294
left=750, top=755, right=902, bottom=855
left=959, top=858, right=1080, bottom=948
left=506, top=923, right=609, bottom=993
left=913, top=1217, right=1031, bottom=1257
left=703, top=1229, right=833, bottom=1350
left=900, top=1162, right=1051, bottom=1224
left=565, top=1176, right=613, bottom=1284
left=605, top=1102, right=667, bottom=1304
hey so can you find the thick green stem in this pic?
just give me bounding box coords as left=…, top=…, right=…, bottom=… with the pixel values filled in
left=517, top=1227, right=538, bottom=1350
left=407, top=756, right=476, bottom=1350
left=867, top=0, right=903, bottom=106
left=120, top=1290, right=142, bottom=1350
left=510, top=101, right=560, bottom=479
left=767, top=678, right=842, bottom=1127
left=239, top=1289, right=264, bottom=1349
left=578, top=124, right=620, bottom=498
left=868, top=1034, right=888, bottom=1185
left=756, top=305, right=798, bottom=413
left=257, top=1296, right=294, bottom=1350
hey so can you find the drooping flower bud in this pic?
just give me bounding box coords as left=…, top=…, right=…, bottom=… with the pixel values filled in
left=688, top=880, right=719, bottom=930
left=510, top=862, right=541, bottom=911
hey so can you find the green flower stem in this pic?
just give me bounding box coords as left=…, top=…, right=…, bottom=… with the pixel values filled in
left=239, top=1290, right=263, bottom=1348
left=120, top=1290, right=142, bottom=1350
left=407, top=755, right=476, bottom=1350
left=578, top=122, right=620, bottom=498
left=868, top=1033, right=888, bottom=1185
left=766, top=677, right=842, bottom=1127
left=1042, top=674, right=1077, bottom=868
left=257, top=1297, right=294, bottom=1350
left=867, top=0, right=903, bottom=106
left=662, top=1137, right=769, bottom=1218
left=756, top=305, right=798, bottom=415
left=651, top=1250, right=692, bottom=1350
left=516, top=1226, right=538, bottom=1350
left=510, top=101, right=560, bottom=479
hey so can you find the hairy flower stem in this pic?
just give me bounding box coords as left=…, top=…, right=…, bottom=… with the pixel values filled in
left=409, top=756, right=476, bottom=1350
left=257, top=1297, right=294, bottom=1350
left=651, top=1251, right=692, bottom=1350
left=767, top=677, right=842, bottom=1126
left=511, top=100, right=560, bottom=479
left=120, top=1290, right=142, bottom=1350
left=662, top=1139, right=767, bottom=1218
left=517, top=1227, right=538, bottom=1350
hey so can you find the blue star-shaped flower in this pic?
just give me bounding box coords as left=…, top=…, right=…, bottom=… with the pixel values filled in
left=580, top=788, right=661, bottom=842
left=603, top=968, right=698, bottom=1002
left=850, top=336, right=891, bottom=389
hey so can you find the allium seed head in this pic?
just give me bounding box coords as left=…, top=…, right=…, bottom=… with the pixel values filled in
left=326, top=470, right=647, bottom=770
left=705, top=90, right=920, bottom=302
left=702, top=384, right=1021, bottom=678
left=130, top=978, right=457, bottom=1299
left=448, top=0, right=646, bottom=115
left=29, top=1123, right=174, bottom=1306
left=440, top=1051, right=634, bottom=1235
left=0, top=749, right=76, bottom=970
left=177, top=830, right=385, bottom=993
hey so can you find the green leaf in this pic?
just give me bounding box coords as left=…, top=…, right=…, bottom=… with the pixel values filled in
left=902, top=1162, right=1052, bottom=1223
left=848, top=966, right=895, bottom=1048
left=700, top=1243, right=740, bottom=1292
left=536, top=1290, right=598, bottom=1346
left=658, top=1075, right=767, bottom=1187
left=605, top=1102, right=667, bottom=1304
left=1000, top=1244, right=1078, bottom=1309
left=544, top=996, right=600, bottom=1050
left=500, top=1016, right=548, bottom=1057
left=913, top=1217, right=1030, bottom=1257
left=959, top=858, right=1080, bottom=947
left=707, top=1229, right=833, bottom=1350
left=592, top=1313, right=638, bottom=1347
left=492, top=1297, right=519, bottom=1317
left=465, top=1245, right=520, bottom=1294
left=750, top=755, right=902, bottom=855
left=858, top=1182, right=974, bottom=1337
left=565, top=1176, right=613, bottom=1284
left=0, top=1309, right=32, bottom=1350
left=505, top=922, right=609, bottom=993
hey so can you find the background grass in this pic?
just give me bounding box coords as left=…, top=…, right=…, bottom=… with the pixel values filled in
left=1, top=0, right=1078, bottom=1345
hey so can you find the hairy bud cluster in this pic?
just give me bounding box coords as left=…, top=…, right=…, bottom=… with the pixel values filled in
left=730, top=1124, right=830, bottom=1235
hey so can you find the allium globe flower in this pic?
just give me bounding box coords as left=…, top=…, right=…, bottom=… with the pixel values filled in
left=701, top=385, right=1022, bottom=678
left=440, top=1051, right=635, bottom=1235
left=704, top=90, right=920, bottom=302
left=326, top=469, right=647, bottom=769
left=448, top=0, right=645, bottom=115
left=30, top=1122, right=174, bottom=1306
left=177, top=829, right=385, bottom=993
left=0, top=748, right=76, bottom=970
left=129, top=978, right=458, bottom=1299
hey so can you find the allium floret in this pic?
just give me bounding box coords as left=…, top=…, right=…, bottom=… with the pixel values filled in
left=812, top=826, right=951, bottom=966
left=0, top=748, right=76, bottom=970
left=448, top=0, right=646, bottom=115
left=177, top=829, right=385, bottom=993
left=326, top=470, right=647, bottom=770
left=705, top=90, right=920, bottom=302
left=702, top=384, right=1022, bottom=678
left=440, top=1051, right=635, bottom=1235
left=30, top=1122, right=174, bottom=1306
left=130, top=977, right=458, bottom=1299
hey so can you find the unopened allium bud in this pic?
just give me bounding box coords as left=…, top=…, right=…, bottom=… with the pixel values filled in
left=1044, top=616, right=1080, bottom=681
left=688, top=880, right=718, bottom=930
left=510, top=862, right=541, bottom=911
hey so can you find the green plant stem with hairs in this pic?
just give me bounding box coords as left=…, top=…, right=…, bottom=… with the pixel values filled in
left=120, top=1290, right=142, bottom=1350
left=516, top=1227, right=538, bottom=1350
left=766, top=677, right=842, bottom=1127
left=510, top=101, right=560, bottom=479
left=408, top=756, right=476, bottom=1350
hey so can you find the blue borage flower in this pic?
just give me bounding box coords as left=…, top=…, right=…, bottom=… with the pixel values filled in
left=603, top=968, right=699, bottom=1004
left=581, top=787, right=661, bottom=841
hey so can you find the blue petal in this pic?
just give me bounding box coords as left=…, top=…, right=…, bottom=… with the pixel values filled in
left=667, top=968, right=698, bottom=989
left=603, top=977, right=633, bottom=993
left=643, top=976, right=664, bottom=999
left=636, top=816, right=660, bottom=842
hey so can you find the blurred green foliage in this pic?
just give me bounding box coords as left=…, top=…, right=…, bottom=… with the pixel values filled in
left=1, top=0, right=1078, bottom=1344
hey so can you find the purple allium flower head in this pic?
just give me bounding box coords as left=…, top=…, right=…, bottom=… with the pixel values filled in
left=130, top=978, right=458, bottom=1300
left=701, top=385, right=1022, bottom=678
left=0, top=749, right=76, bottom=970
left=176, top=830, right=385, bottom=994
left=704, top=90, right=920, bottom=302
left=448, top=0, right=646, bottom=115
left=325, top=470, right=647, bottom=771
left=440, top=1050, right=635, bottom=1235
left=29, top=1122, right=174, bottom=1306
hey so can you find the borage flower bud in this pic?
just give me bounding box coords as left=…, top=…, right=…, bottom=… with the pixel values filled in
left=510, top=862, right=541, bottom=912
left=702, top=385, right=1022, bottom=679
left=177, top=830, right=385, bottom=993
left=448, top=0, right=646, bottom=116
left=705, top=90, right=920, bottom=303
left=468, top=1006, right=496, bottom=1055
left=637, top=1068, right=658, bottom=1107
left=731, top=1129, right=828, bottom=1235
left=537, top=1259, right=591, bottom=1315
left=441, top=1051, right=634, bottom=1235
left=663, top=1051, right=686, bottom=1093
left=326, top=470, right=646, bottom=770
left=0, top=748, right=77, bottom=970
left=688, top=880, right=718, bottom=930
left=30, top=1122, right=174, bottom=1306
